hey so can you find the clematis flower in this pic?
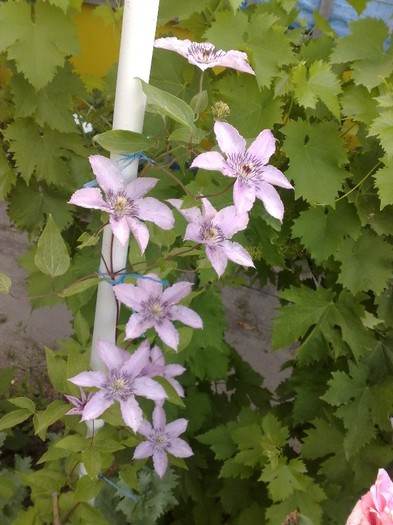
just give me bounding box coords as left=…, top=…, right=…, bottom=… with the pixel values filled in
left=168, top=198, right=254, bottom=277
left=191, top=121, right=293, bottom=220
left=113, top=275, right=203, bottom=351
left=68, top=155, right=174, bottom=251
left=154, top=37, right=255, bottom=74
left=64, top=387, right=94, bottom=416
left=133, top=404, right=193, bottom=478
left=142, top=345, right=186, bottom=398
left=345, top=469, right=393, bottom=525
left=68, top=340, right=166, bottom=432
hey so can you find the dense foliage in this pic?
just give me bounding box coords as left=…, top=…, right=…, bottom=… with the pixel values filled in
left=0, top=0, right=393, bottom=523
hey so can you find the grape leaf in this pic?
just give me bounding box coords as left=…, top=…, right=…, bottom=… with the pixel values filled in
left=292, top=60, right=341, bottom=118
left=197, top=424, right=237, bottom=461
left=0, top=148, right=15, bottom=199
left=341, top=84, right=379, bottom=125
left=369, top=110, right=393, bottom=159
left=261, top=458, right=308, bottom=501
left=282, top=120, right=348, bottom=205
left=0, top=1, right=79, bottom=89
left=301, top=418, right=344, bottom=460
left=292, top=202, right=361, bottom=263
left=374, top=165, right=393, bottom=208
left=336, top=230, right=393, bottom=294
left=203, top=10, right=248, bottom=50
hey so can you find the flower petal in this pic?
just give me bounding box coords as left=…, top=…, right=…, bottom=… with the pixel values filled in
left=119, top=396, right=143, bottom=432
left=215, top=50, right=255, bottom=75
left=137, top=419, right=152, bottom=437
left=184, top=222, right=203, bottom=243
left=215, top=205, right=248, bottom=238
left=133, top=377, right=167, bottom=401
left=155, top=319, right=179, bottom=350
left=167, top=199, right=202, bottom=224
left=68, top=188, right=107, bottom=210
left=168, top=437, right=193, bottom=458
left=206, top=245, right=228, bottom=277
left=150, top=345, right=165, bottom=366
left=166, top=418, right=188, bottom=437
left=164, top=363, right=186, bottom=378
left=152, top=405, right=166, bottom=429
left=89, top=155, right=124, bottom=194
left=113, top=283, right=145, bottom=311
left=224, top=240, right=254, bottom=268
left=154, top=37, right=192, bottom=58
left=190, top=151, right=227, bottom=173
left=126, top=216, right=149, bottom=253
left=97, top=340, right=130, bottom=371
left=255, top=181, right=285, bottom=221
left=121, top=340, right=150, bottom=377
left=262, top=165, right=293, bottom=189
left=124, top=177, right=158, bottom=200
left=137, top=197, right=175, bottom=230
left=109, top=216, right=130, bottom=246
left=233, top=179, right=256, bottom=213
left=68, top=371, right=106, bottom=388
left=201, top=198, right=217, bottom=219
left=247, top=129, right=276, bottom=164
left=170, top=305, right=203, bottom=329
left=136, top=273, right=163, bottom=295
left=153, top=448, right=168, bottom=478
left=81, top=390, right=113, bottom=420
left=162, top=281, right=192, bottom=304
left=125, top=313, right=153, bottom=340
left=214, top=121, right=246, bottom=156
left=133, top=440, right=155, bottom=459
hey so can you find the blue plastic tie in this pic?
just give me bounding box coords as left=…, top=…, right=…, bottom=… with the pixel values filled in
left=99, top=272, right=168, bottom=287
left=117, top=152, right=156, bottom=170
left=98, top=472, right=138, bottom=501
left=83, top=179, right=99, bottom=188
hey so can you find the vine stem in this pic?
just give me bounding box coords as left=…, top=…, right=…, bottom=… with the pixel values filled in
left=193, top=70, right=206, bottom=119
left=334, top=161, right=381, bottom=203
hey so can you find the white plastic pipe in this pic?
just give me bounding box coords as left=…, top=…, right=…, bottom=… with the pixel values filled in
left=91, top=0, right=160, bottom=372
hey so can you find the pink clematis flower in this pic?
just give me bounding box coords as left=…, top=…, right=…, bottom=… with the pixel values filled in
left=191, top=121, right=293, bottom=220
left=168, top=198, right=254, bottom=277
left=68, top=155, right=174, bottom=251
left=142, top=345, right=186, bottom=399
left=64, top=387, right=94, bottom=416
left=345, top=469, right=393, bottom=525
left=133, top=404, right=193, bottom=478
left=68, top=340, right=166, bottom=432
left=154, top=37, right=255, bottom=74
left=113, top=275, right=203, bottom=351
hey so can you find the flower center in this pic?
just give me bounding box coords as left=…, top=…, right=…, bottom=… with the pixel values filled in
left=188, top=42, right=225, bottom=64
left=142, top=295, right=169, bottom=323
left=227, top=152, right=264, bottom=183
left=106, top=191, right=137, bottom=220
left=151, top=431, right=169, bottom=450
left=104, top=371, right=134, bottom=401
left=200, top=221, right=225, bottom=246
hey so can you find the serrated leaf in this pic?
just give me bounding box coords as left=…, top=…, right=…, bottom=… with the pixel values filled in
left=0, top=1, right=79, bottom=89
left=341, top=84, right=379, bottom=125
left=336, top=230, right=393, bottom=294
left=139, top=78, right=195, bottom=129
left=35, top=214, right=70, bottom=277
left=261, top=458, right=307, bottom=501
left=369, top=110, right=393, bottom=158
left=374, top=165, right=393, bottom=208
left=203, top=10, right=248, bottom=50
left=0, top=409, right=32, bottom=431
left=197, top=425, right=237, bottom=460
left=0, top=148, right=15, bottom=199
left=301, top=418, right=344, bottom=460
left=93, top=130, right=153, bottom=154
left=0, top=272, right=12, bottom=294
left=282, top=120, right=348, bottom=205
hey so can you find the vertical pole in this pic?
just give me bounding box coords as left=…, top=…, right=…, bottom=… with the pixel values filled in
left=90, top=0, right=160, bottom=372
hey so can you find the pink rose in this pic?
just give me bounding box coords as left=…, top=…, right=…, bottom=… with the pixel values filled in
left=346, top=469, right=393, bottom=525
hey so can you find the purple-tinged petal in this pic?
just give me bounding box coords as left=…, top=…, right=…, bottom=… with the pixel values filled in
left=65, top=407, right=83, bottom=416
left=168, top=438, right=194, bottom=458
left=162, top=281, right=192, bottom=304
left=261, top=165, right=293, bottom=189
left=153, top=448, right=168, bottom=478
left=170, top=305, right=203, bottom=329
left=133, top=377, right=167, bottom=401
left=154, top=37, right=192, bottom=58
left=206, top=245, right=228, bottom=277
left=215, top=50, right=255, bottom=75
left=89, top=155, right=124, bottom=194
left=150, top=345, right=165, bottom=366
left=166, top=418, right=188, bottom=437
left=167, top=378, right=185, bottom=398
left=81, top=390, right=113, bottom=420
left=155, top=319, right=179, bottom=351
left=121, top=341, right=150, bottom=377
left=223, top=240, right=255, bottom=268
left=137, top=198, right=175, bottom=230
left=126, top=216, right=149, bottom=254
left=68, top=188, right=108, bottom=211
left=109, top=216, right=130, bottom=246
left=125, top=313, right=153, bottom=340
left=190, top=151, right=227, bottom=173
left=133, top=440, right=155, bottom=459
left=167, top=199, right=202, bottom=223
left=113, top=282, right=145, bottom=311
left=214, top=121, right=246, bottom=156
left=255, top=181, right=285, bottom=221
left=233, top=179, right=256, bottom=213
left=184, top=222, right=203, bottom=243
left=215, top=205, right=248, bottom=238
left=124, top=177, right=158, bottom=201
left=247, top=129, right=276, bottom=164
left=119, top=396, right=143, bottom=432
left=97, top=341, right=130, bottom=371
left=137, top=419, right=152, bottom=437
left=201, top=198, right=217, bottom=219
left=152, top=405, right=166, bottom=429
left=68, top=370, right=106, bottom=388
left=164, top=363, right=186, bottom=378
left=135, top=273, right=163, bottom=295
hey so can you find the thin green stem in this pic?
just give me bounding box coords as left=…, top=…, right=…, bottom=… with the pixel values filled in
left=193, top=70, right=206, bottom=120
left=335, top=161, right=381, bottom=203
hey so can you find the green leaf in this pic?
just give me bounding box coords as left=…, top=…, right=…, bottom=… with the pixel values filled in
left=154, top=376, right=185, bottom=408
left=35, top=214, right=70, bottom=277
left=203, top=10, right=248, bottom=50
left=34, top=400, right=69, bottom=439
left=336, top=230, right=393, bottom=294
left=55, top=434, right=89, bottom=451
left=93, top=130, right=153, bottom=154
left=157, top=0, right=212, bottom=24
left=0, top=148, right=15, bottom=199
left=139, top=79, right=195, bottom=129
left=74, top=311, right=90, bottom=346
left=301, top=418, right=344, bottom=460
left=261, top=458, right=308, bottom=501
left=45, top=347, right=67, bottom=391
left=374, top=165, right=393, bottom=208
left=0, top=272, right=12, bottom=294
left=292, top=60, right=341, bottom=118
left=81, top=448, right=102, bottom=479
left=0, top=409, right=32, bottom=431
left=0, top=1, right=79, bottom=89
left=369, top=110, right=393, bottom=158
left=58, top=277, right=100, bottom=297
left=9, top=397, right=36, bottom=412
left=36, top=445, right=73, bottom=464
left=291, top=202, right=361, bottom=263
left=346, top=0, right=367, bottom=14
left=282, top=120, right=348, bottom=205
left=197, top=424, right=237, bottom=460
left=74, top=476, right=101, bottom=502
left=247, top=13, right=294, bottom=88
left=341, top=84, right=379, bottom=125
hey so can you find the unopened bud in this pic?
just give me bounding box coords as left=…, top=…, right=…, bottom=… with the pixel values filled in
left=212, top=101, right=230, bottom=121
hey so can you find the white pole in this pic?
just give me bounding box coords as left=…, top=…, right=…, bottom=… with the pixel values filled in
left=91, top=0, right=160, bottom=372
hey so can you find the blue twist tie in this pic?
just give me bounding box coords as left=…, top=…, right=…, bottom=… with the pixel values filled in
left=99, top=273, right=126, bottom=285
left=83, top=179, right=99, bottom=188
left=117, top=152, right=156, bottom=170
left=99, top=272, right=168, bottom=287
left=98, top=472, right=137, bottom=501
